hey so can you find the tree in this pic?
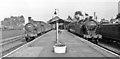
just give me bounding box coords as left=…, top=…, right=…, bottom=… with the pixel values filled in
left=19, top=15, right=25, bottom=24
left=2, top=15, right=25, bottom=30
left=75, top=11, right=83, bottom=16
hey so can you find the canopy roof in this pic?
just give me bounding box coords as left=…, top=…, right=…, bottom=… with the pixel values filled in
left=48, top=16, right=71, bottom=24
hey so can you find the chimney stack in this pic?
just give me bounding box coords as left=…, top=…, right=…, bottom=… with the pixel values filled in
left=28, top=17, right=31, bottom=21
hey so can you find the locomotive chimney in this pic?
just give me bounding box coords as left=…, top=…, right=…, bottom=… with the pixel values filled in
left=28, top=17, right=34, bottom=23
left=28, top=17, right=31, bottom=22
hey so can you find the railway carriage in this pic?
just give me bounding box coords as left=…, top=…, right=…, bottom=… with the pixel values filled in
left=96, top=23, right=120, bottom=45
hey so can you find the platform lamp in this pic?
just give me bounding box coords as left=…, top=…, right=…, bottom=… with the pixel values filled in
left=53, top=9, right=67, bottom=53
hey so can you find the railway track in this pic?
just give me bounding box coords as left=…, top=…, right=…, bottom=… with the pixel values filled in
left=0, top=35, right=27, bottom=57
left=0, top=35, right=25, bottom=45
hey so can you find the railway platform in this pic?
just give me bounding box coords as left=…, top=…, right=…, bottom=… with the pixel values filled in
left=2, top=30, right=120, bottom=57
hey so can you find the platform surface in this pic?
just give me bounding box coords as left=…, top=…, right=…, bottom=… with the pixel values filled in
left=8, top=30, right=119, bottom=57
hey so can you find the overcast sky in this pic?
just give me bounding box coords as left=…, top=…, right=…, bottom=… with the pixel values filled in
left=0, top=0, right=119, bottom=23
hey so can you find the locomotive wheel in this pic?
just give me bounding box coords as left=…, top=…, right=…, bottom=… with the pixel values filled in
left=91, top=38, right=98, bottom=44
left=37, top=33, right=41, bottom=36
left=88, top=38, right=92, bottom=41
left=26, top=37, right=35, bottom=42
left=94, top=39, right=98, bottom=44
left=31, top=37, right=35, bottom=40
left=25, top=37, right=31, bottom=42
left=86, top=38, right=89, bottom=41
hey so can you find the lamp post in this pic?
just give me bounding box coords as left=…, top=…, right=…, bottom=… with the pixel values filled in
left=56, top=21, right=59, bottom=43
left=53, top=9, right=67, bottom=53
left=54, top=9, right=59, bottom=43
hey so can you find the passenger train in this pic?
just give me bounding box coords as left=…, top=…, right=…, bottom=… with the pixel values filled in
left=24, top=17, right=52, bottom=42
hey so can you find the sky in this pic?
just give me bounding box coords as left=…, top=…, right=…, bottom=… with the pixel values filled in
left=0, top=0, right=119, bottom=23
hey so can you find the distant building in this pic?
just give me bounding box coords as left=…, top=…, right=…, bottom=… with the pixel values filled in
left=100, top=18, right=110, bottom=24
left=118, top=1, right=120, bottom=13
left=48, top=16, right=70, bottom=29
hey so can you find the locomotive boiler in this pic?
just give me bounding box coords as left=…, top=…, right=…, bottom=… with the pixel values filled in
left=67, top=16, right=102, bottom=44
left=24, top=17, right=52, bottom=42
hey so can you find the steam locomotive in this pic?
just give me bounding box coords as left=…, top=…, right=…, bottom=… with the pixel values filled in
left=67, top=16, right=102, bottom=44
left=24, top=17, right=52, bottom=42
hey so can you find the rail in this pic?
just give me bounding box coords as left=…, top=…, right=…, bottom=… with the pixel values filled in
left=0, top=34, right=26, bottom=46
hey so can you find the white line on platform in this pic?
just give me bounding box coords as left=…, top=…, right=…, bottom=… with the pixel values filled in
left=0, top=31, right=47, bottom=58
left=78, top=37, right=120, bottom=57
left=95, top=44, right=120, bottom=57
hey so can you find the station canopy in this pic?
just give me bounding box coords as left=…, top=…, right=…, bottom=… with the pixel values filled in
left=48, top=16, right=71, bottom=24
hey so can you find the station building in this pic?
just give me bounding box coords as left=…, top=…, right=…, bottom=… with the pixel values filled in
left=48, top=16, right=70, bottom=30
